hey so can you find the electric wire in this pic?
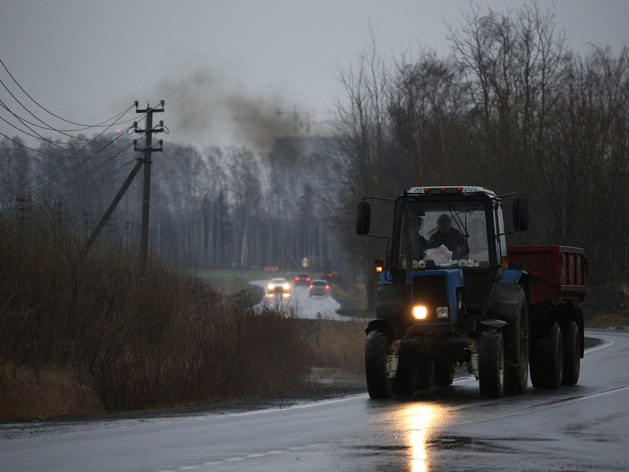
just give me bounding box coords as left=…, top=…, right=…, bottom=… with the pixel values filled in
left=1, top=122, right=135, bottom=199
left=58, top=155, right=138, bottom=200
left=43, top=141, right=136, bottom=198
left=0, top=98, right=136, bottom=142
left=0, top=58, right=135, bottom=128
left=17, top=128, right=135, bottom=196
left=0, top=97, right=136, bottom=157
left=27, top=99, right=163, bottom=196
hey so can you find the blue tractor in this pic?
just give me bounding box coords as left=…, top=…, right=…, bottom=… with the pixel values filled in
left=356, top=186, right=532, bottom=398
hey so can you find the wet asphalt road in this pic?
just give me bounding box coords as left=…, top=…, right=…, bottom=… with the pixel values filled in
left=1, top=330, right=628, bottom=471
left=254, top=280, right=348, bottom=320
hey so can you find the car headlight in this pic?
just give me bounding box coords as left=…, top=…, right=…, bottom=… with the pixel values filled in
left=267, top=283, right=274, bottom=290
left=413, top=305, right=427, bottom=320
left=436, top=306, right=449, bottom=318
left=283, top=283, right=290, bottom=290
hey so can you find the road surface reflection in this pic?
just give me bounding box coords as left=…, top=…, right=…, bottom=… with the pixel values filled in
left=405, top=404, right=436, bottom=472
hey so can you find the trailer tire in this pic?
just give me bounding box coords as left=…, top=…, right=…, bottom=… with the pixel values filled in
left=479, top=328, right=505, bottom=398
left=505, top=289, right=529, bottom=394
left=530, top=322, right=563, bottom=389
left=562, top=321, right=580, bottom=386
left=365, top=330, right=393, bottom=399
left=433, top=361, right=454, bottom=386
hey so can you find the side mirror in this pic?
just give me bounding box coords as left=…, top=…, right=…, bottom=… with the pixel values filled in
left=356, top=201, right=371, bottom=235
left=513, top=198, right=529, bottom=231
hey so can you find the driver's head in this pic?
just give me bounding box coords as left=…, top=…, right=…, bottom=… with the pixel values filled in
left=437, top=214, right=451, bottom=233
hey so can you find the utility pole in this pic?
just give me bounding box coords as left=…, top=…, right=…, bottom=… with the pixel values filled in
left=134, top=101, right=165, bottom=277
left=82, top=101, right=165, bottom=268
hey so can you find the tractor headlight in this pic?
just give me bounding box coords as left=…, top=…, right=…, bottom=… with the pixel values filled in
left=436, top=306, right=449, bottom=318
left=413, top=305, right=427, bottom=320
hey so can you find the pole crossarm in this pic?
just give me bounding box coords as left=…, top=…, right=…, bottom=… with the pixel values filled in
left=133, top=139, right=164, bottom=153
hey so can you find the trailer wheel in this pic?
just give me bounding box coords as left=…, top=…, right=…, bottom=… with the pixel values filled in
left=562, top=321, right=580, bottom=386
left=505, top=289, right=529, bottom=394
left=433, top=361, right=454, bottom=386
left=479, top=328, right=505, bottom=398
left=530, top=322, right=563, bottom=389
left=365, top=330, right=393, bottom=399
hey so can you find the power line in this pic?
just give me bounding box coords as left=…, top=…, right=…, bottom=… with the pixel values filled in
left=0, top=98, right=136, bottom=142
left=0, top=58, right=135, bottom=128
left=18, top=127, right=135, bottom=196
left=59, top=155, right=138, bottom=200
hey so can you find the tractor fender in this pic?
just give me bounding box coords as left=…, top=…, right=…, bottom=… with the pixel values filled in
left=481, top=319, right=508, bottom=330
left=365, top=318, right=397, bottom=340
left=487, top=282, right=527, bottom=364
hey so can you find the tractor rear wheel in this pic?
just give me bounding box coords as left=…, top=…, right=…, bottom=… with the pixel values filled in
left=505, top=289, right=529, bottom=394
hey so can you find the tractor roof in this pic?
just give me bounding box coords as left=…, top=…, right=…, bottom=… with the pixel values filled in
left=406, top=186, right=496, bottom=197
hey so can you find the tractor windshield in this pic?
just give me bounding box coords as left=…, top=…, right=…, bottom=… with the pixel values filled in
left=398, top=200, right=490, bottom=269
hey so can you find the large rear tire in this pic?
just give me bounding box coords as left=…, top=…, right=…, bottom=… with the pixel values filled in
left=530, top=322, right=563, bottom=389
left=505, top=289, right=529, bottom=394
left=479, top=328, right=505, bottom=398
left=365, top=330, right=393, bottom=399
left=562, top=320, right=581, bottom=386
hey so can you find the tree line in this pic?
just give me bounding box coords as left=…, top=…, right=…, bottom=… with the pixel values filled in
left=1, top=1, right=626, bottom=295
left=328, top=1, right=629, bottom=296
left=0, top=133, right=345, bottom=275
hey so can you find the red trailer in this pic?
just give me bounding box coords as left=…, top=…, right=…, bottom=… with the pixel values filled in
left=507, top=246, right=587, bottom=305
left=507, top=245, right=587, bottom=389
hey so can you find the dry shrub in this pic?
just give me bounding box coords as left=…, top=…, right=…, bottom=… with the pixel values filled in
left=300, top=318, right=366, bottom=374
left=0, top=201, right=310, bottom=417
left=0, top=364, right=101, bottom=419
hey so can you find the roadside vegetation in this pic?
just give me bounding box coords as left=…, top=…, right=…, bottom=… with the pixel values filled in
left=0, top=203, right=364, bottom=420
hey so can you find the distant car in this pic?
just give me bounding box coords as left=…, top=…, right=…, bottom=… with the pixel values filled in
left=267, top=277, right=290, bottom=297
left=294, top=273, right=311, bottom=287
left=309, top=279, right=330, bottom=297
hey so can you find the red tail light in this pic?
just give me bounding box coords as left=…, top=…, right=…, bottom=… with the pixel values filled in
left=326, top=285, right=330, bottom=290
left=295, top=277, right=300, bottom=281
left=306, top=277, right=311, bottom=282
left=309, top=284, right=314, bottom=289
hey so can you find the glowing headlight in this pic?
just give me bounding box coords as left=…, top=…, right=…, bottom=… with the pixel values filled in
left=413, top=305, right=427, bottom=319
left=267, top=283, right=274, bottom=290
left=436, top=306, right=449, bottom=318
left=283, top=283, right=290, bottom=290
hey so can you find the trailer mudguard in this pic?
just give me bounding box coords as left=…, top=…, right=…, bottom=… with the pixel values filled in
left=487, top=282, right=527, bottom=364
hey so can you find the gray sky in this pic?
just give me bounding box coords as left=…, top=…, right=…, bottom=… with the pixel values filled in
left=1, top=0, right=628, bottom=150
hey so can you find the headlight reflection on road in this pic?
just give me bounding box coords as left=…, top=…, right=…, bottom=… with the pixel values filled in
left=405, top=404, right=436, bottom=472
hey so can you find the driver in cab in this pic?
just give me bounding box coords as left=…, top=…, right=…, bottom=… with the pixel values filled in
left=429, top=214, right=469, bottom=259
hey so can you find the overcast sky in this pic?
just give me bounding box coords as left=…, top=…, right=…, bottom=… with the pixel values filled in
left=1, top=0, right=628, bottom=151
